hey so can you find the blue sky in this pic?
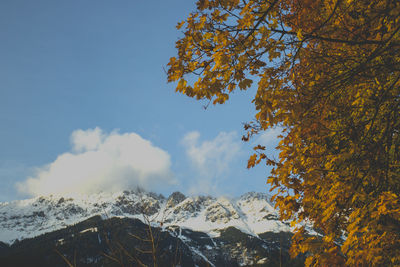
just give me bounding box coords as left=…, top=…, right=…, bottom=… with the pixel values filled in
left=0, top=0, right=279, bottom=201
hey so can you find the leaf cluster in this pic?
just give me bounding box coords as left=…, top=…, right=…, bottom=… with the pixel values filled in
left=168, top=0, right=400, bottom=266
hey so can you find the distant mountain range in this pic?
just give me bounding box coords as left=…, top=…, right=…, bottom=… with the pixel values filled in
left=0, top=190, right=307, bottom=266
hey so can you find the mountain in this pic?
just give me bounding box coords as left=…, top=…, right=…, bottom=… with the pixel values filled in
left=0, top=190, right=306, bottom=266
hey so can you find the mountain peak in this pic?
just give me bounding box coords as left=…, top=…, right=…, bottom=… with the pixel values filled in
left=166, top=191, right=186, bottom=208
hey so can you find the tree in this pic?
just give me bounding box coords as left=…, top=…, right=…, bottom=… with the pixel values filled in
left=167, top=0, right=400, bottom=266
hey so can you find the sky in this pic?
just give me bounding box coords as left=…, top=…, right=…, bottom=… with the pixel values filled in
left=0, top=0, right=280, bottom=202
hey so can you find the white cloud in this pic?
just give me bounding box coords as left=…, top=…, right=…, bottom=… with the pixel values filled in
left=70, top=127, right=105, bottom=152
left=182, top=131, right=241, bottom=175
left=16, top=128, right=175, bottom=197
left=256, top=127, right=283, bottom=147
left=250, top=127, right=284, bottom=163
left=181, top=131, right=242, bottom=195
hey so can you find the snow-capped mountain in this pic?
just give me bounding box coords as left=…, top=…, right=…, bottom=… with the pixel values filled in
left=0, top=190, right=290, bottom=244
left=0, top=191, right=310, bottom=266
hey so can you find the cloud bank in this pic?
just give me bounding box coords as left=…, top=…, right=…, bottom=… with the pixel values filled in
left=16, top=128, right=175, bottom=197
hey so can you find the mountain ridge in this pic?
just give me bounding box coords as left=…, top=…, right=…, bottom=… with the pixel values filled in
left=0, top=190, right=291, bottom=244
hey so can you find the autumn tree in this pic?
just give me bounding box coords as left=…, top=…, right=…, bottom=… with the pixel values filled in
left=167, top=0, right=400, bottom=266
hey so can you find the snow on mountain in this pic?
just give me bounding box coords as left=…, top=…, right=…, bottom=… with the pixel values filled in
left=0, top=190, right=291, bottom=244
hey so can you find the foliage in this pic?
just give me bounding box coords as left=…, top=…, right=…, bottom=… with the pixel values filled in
left=167, top=0, right=400, bottom=265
